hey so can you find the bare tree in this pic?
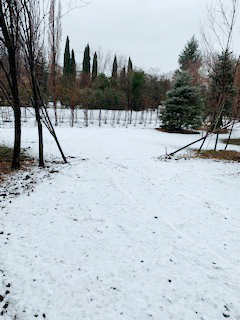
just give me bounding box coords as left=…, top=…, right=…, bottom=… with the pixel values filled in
left=18, top=0, right=48, bottom=166
left=0, top=0, right=22, bottom=168
left=49, top=0, right=62, bottom=126
left=96, top=47, right=113, bottom=75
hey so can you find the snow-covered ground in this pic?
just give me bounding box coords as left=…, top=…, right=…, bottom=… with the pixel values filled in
left=1, top=117, right=240, bottom=320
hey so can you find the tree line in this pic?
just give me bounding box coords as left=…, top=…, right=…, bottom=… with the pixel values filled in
left=48, top=36, right=171, bottom=126
left=0, top=0, right=240, bottom=169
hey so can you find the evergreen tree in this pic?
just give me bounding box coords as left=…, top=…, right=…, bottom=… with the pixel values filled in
left=92, top=52, right=98, bottom=82
left=127, top=57, right=133, bottom=75
left=63, top=36, right=71, bottom=77
left=82, top=44, right=90, bottom=87
left=112, top=55, right=118, bottom=79
left=70, top=49, right=76, bottom=80
left=126, top=57, right=133, bottom=108
left=119, top=67, right=126, bottom=90
left=131, top=71, right=145, bottom=111
left=83, top=44, right=90, bottom=73
left=161, top=71, right=203, bottom=130
left=179, top=36, right=202, bottom=71
left=207, top=50, right=236, bottom=128
left=178, top=36, right=202, bottom=86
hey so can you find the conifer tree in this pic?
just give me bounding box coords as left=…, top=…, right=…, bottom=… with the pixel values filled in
left=92, top=52, right=98, bottom=82
left=207, top=50, right=236, bottom=128
left=131, top=71, right=145, bottom=111
left=112, top=55, right=118, bottom=79
left=127, top=57, right=133, bottom=75
left=161, top=71, right=203, bottom=130
left=70, top=49, right=76, bottom=80
left=63, top=36, right=71, bottom=77
left=178, top=36, right=202, bottom=85
left=82, top=44, right=90, bottom=87
left=179, top=36, right=202, bottom=71
left=120, top=67, right=126, bottom=90
left=127, top=57, right=133, bottom=109
left=83, top=44, right=90, bottom=73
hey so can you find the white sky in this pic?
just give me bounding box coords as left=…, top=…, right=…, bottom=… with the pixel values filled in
left=60, top=0, right=240, bottom=74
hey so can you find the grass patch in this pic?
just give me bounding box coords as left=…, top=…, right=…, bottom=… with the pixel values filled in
left=0, top=145, right=34, bottom=183
left=195, top=150, right=240, bottom=162
left=221, top=138, right=240, bottom=146
left=0, top=145, right=14, bottom=162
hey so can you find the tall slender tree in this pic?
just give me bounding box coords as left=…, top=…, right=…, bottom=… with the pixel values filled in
left=83, top=44, right=90, bottom=73
left=48, top=0, right=62, bottom=126
left=0, top=0, right=21, bottom=168
left=92, top=51, right=98, bottom=82
left=112, top=55, right=118, bottom=79
left=127, top=57, right=133, bottom=75
left=82, top=44, right=90, bottom=87
left=126, top=57, right=133, bottom=109
left=70, top=49, right=76, bottom=80
left=119, top=67, right=126, bottom=90
left=63, top=36, right=71, bottom=77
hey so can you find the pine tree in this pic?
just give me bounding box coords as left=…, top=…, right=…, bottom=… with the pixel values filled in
left=179, top=36, right=202, bottom=71
left=161, top=71, right=203, bottom=130
left=92, top=52, right=98, bottom=82
left=178, top=36, right=202, bottom=85
left=83, top=44, right=90, bottom=73
left=70, top=49, right=76, bottom=80
left=207, top=50, right=236, bottom=128
left=112, top=55, right=118, bottom=79
left=63, top=36, right=71, bottom=77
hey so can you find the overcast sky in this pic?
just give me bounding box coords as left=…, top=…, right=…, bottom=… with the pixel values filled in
left=60, top=0, right=240, bottom=75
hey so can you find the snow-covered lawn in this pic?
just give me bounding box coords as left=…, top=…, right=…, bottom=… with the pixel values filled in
left=0, top=123, right=240, bottom=320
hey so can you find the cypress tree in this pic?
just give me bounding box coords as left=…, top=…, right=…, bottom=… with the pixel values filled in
left=120, top=67, right=126, bottom=90
left=127, top=57, right=133, bottom=75
left=92, top=52, right=98, bottom=82
left=70, top=49, right=76, bottom=80
left=126, top=57, right=133, bottom=108
left=83, top=44, right=90, bottom=73
left=63, top=36, right=71, bottom=77
left=112, top=55, right=118, bottom=79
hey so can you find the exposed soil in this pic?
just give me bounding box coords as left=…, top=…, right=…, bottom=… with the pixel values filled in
left=156, top=128, right=201, bottom=134
left=0, top=146, right=34, bottom=183
left=221, top=138, right=240, bottom=146
left=195, top=150, right=240, bottom=162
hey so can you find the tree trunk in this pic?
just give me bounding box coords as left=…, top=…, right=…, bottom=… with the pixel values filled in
left=214, top=133, right=219, bottom=151
left=11, top=107, right=21, bottom=169
left=35, top=108, right=44, bottom=167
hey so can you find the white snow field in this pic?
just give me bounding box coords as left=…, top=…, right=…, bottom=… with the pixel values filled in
left=1, top=115, right=240, bottom=320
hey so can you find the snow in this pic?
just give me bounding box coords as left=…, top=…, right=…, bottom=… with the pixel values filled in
left=1, top=112, right=240, bottom=320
